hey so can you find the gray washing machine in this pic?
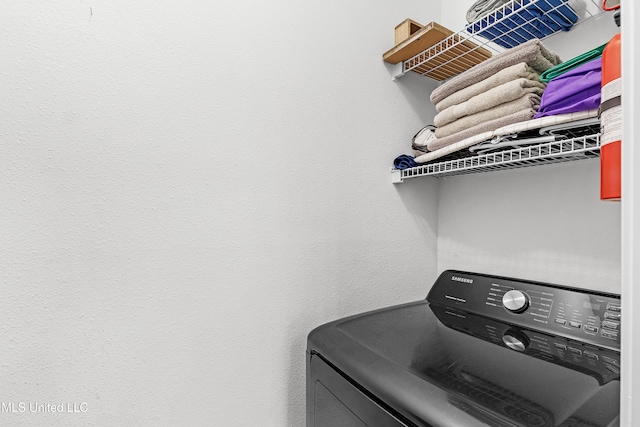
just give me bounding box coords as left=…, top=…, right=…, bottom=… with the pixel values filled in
left=307, top=270, right=620, bottom=426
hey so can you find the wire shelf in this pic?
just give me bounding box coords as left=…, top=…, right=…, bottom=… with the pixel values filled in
left=391, top=133, right=601, bottom=182
left=398, top=0, right=605, bottom=80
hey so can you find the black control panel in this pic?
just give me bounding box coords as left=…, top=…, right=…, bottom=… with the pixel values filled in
left=427, top=270, right=621, bottom=351
left=430, top=304, right=620, bottom=385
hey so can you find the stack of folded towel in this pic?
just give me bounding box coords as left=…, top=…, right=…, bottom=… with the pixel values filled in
left=426, top=39, right=562, bottom=152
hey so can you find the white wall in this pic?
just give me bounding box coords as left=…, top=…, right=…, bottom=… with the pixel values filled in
left=437, top=160, right=621, bottom=292
left=0, top=1, right=440, bottom=426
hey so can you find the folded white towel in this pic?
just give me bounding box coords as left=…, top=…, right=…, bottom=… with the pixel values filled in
left=434, top=78, right=546, bottom=127
left=415, top=109, right=598, bottom=163
left=427, top=107, right=538, bottom=152
left=430, top=39, right=561, bottom=105
left=436, top=63, right=541, bottom=112
left=435, top=93, right=541, bottom=139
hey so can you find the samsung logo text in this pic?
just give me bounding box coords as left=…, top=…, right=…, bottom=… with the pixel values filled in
left=451, top=276, right=473, bottom=284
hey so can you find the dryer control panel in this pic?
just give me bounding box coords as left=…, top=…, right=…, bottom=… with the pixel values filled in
left=427, top=270, right=621, bottom=350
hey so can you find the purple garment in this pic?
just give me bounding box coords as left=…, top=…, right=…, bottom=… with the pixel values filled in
left=534, top=57, right=602, bottom=118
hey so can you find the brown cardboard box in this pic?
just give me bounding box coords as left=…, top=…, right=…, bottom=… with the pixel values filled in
left=394, top=19, right=423, bottom=46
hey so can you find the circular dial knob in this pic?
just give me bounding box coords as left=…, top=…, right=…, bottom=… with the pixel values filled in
left=502, top=290, right=529, bottom=313
left=502, top=329, right=530, bottom=352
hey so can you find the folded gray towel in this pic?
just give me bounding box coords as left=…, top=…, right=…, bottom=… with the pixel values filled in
left=427, top=108, right=538, bottom=152
left=430, top=39, right=561, bottom=105
left=466, top=0, right=512, bottom=23
left=434, top=78, right=546, bottom=127
left=436, top=63, right=541, bottom=112
left=434, top=93, right=541, bottom=139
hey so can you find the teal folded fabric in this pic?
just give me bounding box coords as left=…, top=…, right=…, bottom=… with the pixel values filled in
left=540, top=44, right=606, bottom=82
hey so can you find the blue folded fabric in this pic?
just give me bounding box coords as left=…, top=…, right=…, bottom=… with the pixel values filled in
left=393, top=155, right=421, bottom=170
left=466, top=0, right=578, bottom=49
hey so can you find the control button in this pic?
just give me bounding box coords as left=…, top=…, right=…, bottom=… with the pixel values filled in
left=568, top=347, right=582, bottom=356
left=605, top=312, right=621, bottom=320
left=554, top=318, right=567, bottom=325
left=606, top=364, right=620, bottom=375
left=584, top=325, right=599, bottom=334
left=601, top=330, right=619, bottom=340
left=502, top=329, right=530, bottom=352
left=583, top=351, right=599, bottom=360
left=554, top=343, right=567, bottom=351
left=602, top=320, right=620, bottom=330
left=502, top=290, right=529, bottom=313
left=569, top=321, right=582, bottom=329
left=607, top=303, right=621, bottom=312
left=603, top=356, right=620, bottom=367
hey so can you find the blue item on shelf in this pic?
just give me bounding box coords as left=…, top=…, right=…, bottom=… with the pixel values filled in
left=466, top=0, right=579, bottom=49
left=393, top=155, right=421, bottom=170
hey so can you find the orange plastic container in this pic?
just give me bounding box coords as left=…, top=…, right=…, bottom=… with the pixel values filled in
left=600, top=33, right=621, bottom=201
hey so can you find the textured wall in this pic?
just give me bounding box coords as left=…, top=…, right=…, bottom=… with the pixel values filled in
left=437, top=160, right=621, bottom=292
left=0, top=1, right=440, bottom=425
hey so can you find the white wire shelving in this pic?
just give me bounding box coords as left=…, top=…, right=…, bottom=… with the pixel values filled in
left=391, top=133, right=601, bottom=182
left=394, top=0, right=606, bottom=80
left=389, top=0, right=608, bottom=181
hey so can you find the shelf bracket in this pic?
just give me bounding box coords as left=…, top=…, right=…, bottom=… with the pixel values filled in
left=391, top=168, right=404, bottom=183
left=392, top=62, right=406, bottom=81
